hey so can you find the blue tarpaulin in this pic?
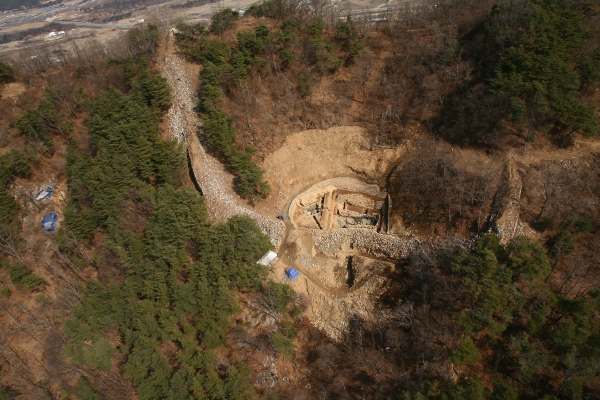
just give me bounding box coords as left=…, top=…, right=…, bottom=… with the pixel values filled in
left=286, top=268, right=300, bottom=281
left=41, top=212, right=58, bottom=232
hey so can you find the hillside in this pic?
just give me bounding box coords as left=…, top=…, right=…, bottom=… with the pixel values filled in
left=0, top=0, right=600, bottom=399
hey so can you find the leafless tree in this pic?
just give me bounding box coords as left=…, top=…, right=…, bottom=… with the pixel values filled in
left=535, top=165, right=568, bottom=221
left=0, top=224, right=25, bottom=261
left=392, top=302, right=415, bottom=332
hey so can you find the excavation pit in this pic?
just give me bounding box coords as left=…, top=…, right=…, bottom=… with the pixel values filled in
left=289, top=181, right=389, bottom=232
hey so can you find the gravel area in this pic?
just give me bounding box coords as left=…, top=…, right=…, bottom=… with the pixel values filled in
left=162, top=42, right=285, bottom=247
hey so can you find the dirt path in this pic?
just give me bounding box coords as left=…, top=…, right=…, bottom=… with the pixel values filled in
left=159, top=34, right=285, bottom=247
left=515, top=138, right=600, bottom=166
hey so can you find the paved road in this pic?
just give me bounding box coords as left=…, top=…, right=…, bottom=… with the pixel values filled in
left=341, top=2, right=438, bottom=16
left=54, top=20, right=134, bottom=29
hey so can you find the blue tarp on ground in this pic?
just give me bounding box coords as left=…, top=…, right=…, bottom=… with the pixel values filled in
left=286, top=268, right=300, bottom=281
left=41, top=212, right=58, bottom=232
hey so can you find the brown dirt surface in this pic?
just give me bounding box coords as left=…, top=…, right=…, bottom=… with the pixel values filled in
left=248, top=124, right=424, bottom=339
left=256, top=126, right=406, bottom=219
left=0, top=82, right=27, bottom=100
left=0, top=140, right=92, bottom=398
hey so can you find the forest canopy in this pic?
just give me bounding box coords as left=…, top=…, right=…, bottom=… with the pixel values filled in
left=488, top=0, right=598, bottom=139
left=61, top=61, right=275, bottom=398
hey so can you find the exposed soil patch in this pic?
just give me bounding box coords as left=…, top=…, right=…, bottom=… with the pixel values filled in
left=257, top=126, right=405, bottom=219
left=0, top=82, right=27, bottom=100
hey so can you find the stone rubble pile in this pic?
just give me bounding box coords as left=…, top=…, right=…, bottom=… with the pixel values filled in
left=164, top=56, right=194, bottom=144
left=304, top=227, right=420, bottom=260
left=163, top=52, right=284, bottom=247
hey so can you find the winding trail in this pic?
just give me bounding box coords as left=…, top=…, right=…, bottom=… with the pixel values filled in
left=160, top=34, right=285, bottom=247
